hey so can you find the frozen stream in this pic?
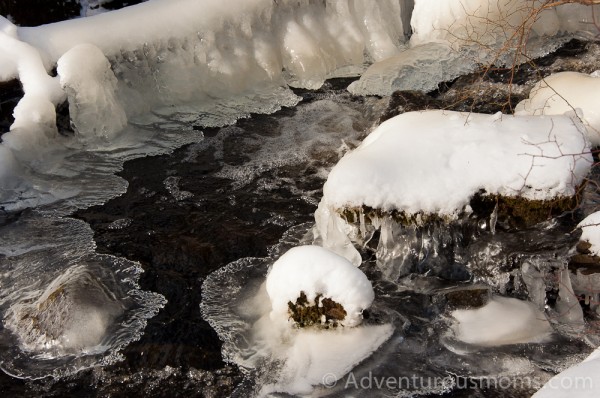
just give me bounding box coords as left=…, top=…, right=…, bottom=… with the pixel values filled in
left=2, top=0, right=600, bottom=396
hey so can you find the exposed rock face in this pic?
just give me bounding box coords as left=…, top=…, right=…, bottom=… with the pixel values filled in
left=287, top=291, right=347, bottom=328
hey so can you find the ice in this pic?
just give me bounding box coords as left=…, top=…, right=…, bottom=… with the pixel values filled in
left=57, top=43, right=127, bottom=141
left=259, top=324, right=394, bottom=396
left=266, top=245, right=374, bottom=327
left=348, top=42, right=476, bottom=95
left=0, top=215, right=165, bottom=379
left=450, top=296, right=553, bottom=347
left=515, top=71, right=600, bottom=146
left=552, top=268, right=585, bottom=333
left=5, top=265, right=125, bottom=354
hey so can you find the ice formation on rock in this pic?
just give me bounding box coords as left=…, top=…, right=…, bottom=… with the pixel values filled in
left=5, top=265, right=125, bottom=354
left=314, top=110, right=592, bottom=265
left=57, top=43, right=127, bottom=141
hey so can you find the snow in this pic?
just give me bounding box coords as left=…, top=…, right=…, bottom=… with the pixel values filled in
left=515, top=71, right=600, bottom=147
left=532, top=346, right=600, bottom=398
left=266, top=245, right=374, bottom=327
left=319, top=110, right=591, bottom=217
left=410, top=0, right=560, bottom=48
left=450, top=296, right=553, bottom=346
left=578, top=211, right=600, bottom=256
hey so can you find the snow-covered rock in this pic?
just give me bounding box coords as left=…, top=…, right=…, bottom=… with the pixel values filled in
left=516, top=71, right=600, bottom=146
left=266, top=245, right=374, bottom=327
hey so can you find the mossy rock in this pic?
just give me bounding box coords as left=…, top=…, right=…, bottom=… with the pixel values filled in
left=339, top=189, right=580, bottom=231
left=441, top=286, right=491, bottom=309
left=287, top=291, right=347, bottom=328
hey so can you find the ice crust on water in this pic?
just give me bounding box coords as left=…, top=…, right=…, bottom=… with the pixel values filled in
left=516, top=71, right=600, bottom=146
left=0, top=215, right=166, bottom=379
left=348, top=42, right=476, bottom=96
left=5, top=265, right=125, bottom=354
left=266, top=245, right=374, bottom=327
left=450, top=296, right=553, bottom=347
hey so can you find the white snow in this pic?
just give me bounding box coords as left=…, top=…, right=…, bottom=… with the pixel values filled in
left=319, top=110, right=591, bottom=217
left=451, top=296, right=553, bottom=346
left=578, top=211, right=600, bottom=256
left=515, top=71, right=600, bottom=147
left=266, top=245, right=374, bottom=327
left=532, top=346, right=600, bottom=398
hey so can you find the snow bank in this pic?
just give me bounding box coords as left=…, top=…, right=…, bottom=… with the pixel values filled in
left=515, top=71, right=600, bottom=147
left=411, top=0, right=598, bottom=48
left=266, top=245, right=374, bottom=327
left=578, top=212, right=600, bottom=256
left=319, top=110, right=591, bottom=216
left=451, top=296, right=553, bottom=346
left=532, top=346, right=600, bottom=398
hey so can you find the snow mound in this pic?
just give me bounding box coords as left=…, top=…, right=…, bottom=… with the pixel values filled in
left=451, top=296, right=553, bottom=346
left=320, top=110, right=591, bottom=216
left=266, top=245, right=374, bottom=327
left=515, top=71, right=600, bottom=146
left=578, top=211, right=600, bottom=256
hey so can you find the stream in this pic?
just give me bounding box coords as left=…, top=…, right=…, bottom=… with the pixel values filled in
left=1, top=30, right=600, bottom=398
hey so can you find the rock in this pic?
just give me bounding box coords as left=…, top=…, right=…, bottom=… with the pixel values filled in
left=441, top=285, right=491, bottom=309
left=287, top=291, right=347, bottom=328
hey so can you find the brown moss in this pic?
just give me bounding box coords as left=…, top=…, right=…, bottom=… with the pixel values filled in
left=287, top=291, right=347, bottom=328
left=339, top=190, right=580, bottom=231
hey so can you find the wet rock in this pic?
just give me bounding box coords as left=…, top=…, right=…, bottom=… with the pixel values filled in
left=440, top=285, right=491, bottom=309
left=287, top=291, right=347, bottom=328
left=378, top=90, right=442, bottom=123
